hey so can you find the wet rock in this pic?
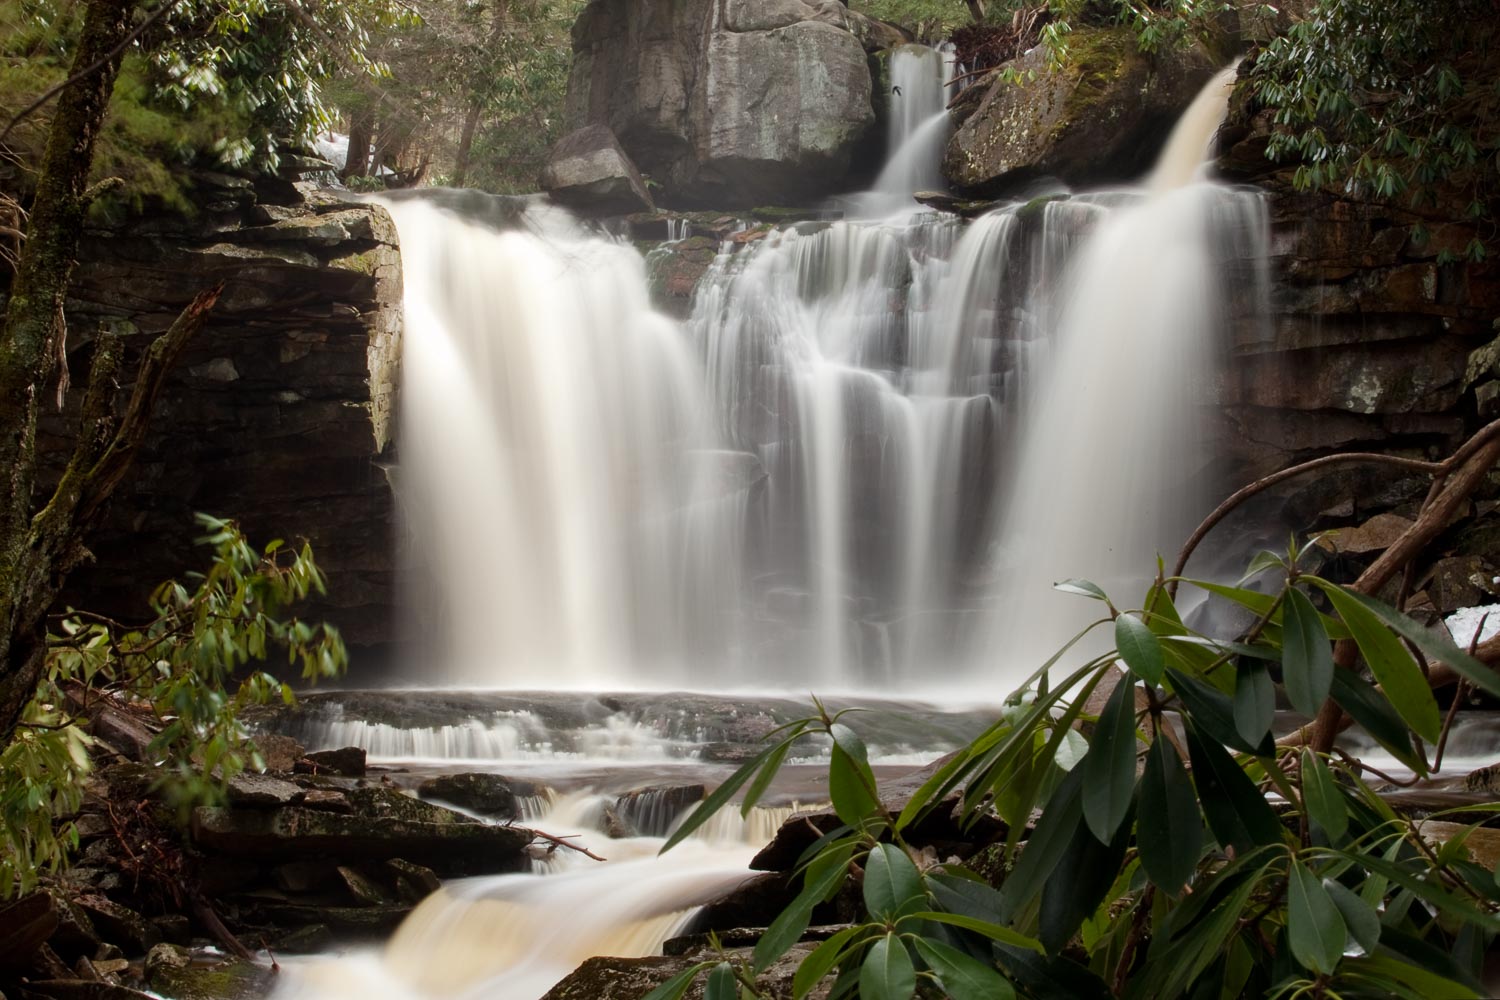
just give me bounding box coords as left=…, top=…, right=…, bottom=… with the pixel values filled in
left=250, top=735, right=305, bottom=773
left=146, top=958, right=273, bottom=1000
left=18, top=982, right=156, bottom=1000
left=646, top=236, right=718, bottom=319
left=300, top=789, right=354, bottom=814
left=273, top=923, right=332, bottom=954
left=416, top=773, right=519, bottom=818
left=190, top=785, right=532, bottom=876
left=679, top=872, right=794, bottom=936
left=144, top=944, right=191, bottom=981
left=944, top=26, right=1216, bottom=195
left=541, top=124, right=656, bottom=215
left=74, top=899, right=157, bottom=958
left=147, top=916, right=190, bottom=947
left=271, top=861, right=337, bottom=894
left=384, top=859, right=441, bottom=903
left=614, top=784, right=705, bottom=837
left=225, top=774, right=305, bottom=809
left=336, top=866, right=395, bottom=907
left=0, top=894, right=59, bottom=972
left=44, top=893, right=101, bottom=961
left=296, top=747, right=366, bottom=777
left=253, top=903, right=410, bottom=934
left=542, top=942, right=824, bottom=999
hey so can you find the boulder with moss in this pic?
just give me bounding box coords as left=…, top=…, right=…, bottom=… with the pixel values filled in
left=943, top=27, right=1216, bottom=196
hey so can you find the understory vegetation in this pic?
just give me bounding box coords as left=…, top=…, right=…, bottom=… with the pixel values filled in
left=0, top=515, right=345, bottom=899
left=654, top=424, right=1500, bottom=1000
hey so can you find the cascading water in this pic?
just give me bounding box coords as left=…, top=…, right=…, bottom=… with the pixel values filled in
left=387, top=53, right=1265, bottom=696
left=277, top=55, right=1275, bottom=1000
left=274, top=785, right=808, bottom=1000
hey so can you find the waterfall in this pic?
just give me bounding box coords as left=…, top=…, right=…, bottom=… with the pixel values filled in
left=986, top=63, right=1266, bottom=670
left=381, top=60, right=1266, bottom=696
left=850, top=44, right=954, bottom=217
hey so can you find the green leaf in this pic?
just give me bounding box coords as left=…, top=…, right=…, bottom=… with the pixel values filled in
left=1287, top=858, right=1345, bottom=975
left=1332, top=588, right=1500, bottom=699
left=828, top=743, right=882, bottom=828
left=1283, top=587, right=1335, bottom=716
left=997, top=766, right=1085, bottom=920
left=1300, top=749, right=1348, bottom=842
left=1055, top=579, right=1109, bottom=601
left=1166, top=668, right=1272, bottom=756
left=1081, top=675, right=1138, bottom=842
left=829, top=722, right=870, bottom=765
left=792, top=926, right=862, bottom=1000
left=1329, top=668, right=1423, bottom=774
left=704, top=962, right=736, bottom=1000
left=1114, top=613, right=1164, bottom=686
left=1323, top=878, right=1379, bottom=955
left=911, top=937, right=1015, bottom=1000
left=1344, top=954, right=1480, bottom=1000
left=752, top=844, right=854, bottom=972
left=1039, top=800, right=1132, bottom=954
left=863, top=843, right=925, bottom=921
left=899, top=911, right=1043, bottom=953
left=859, top=934, right=915, bottom=1000
left=1310, top=580, right=1441, bottom=743
left=1184, top=721, right=1284, bottom=854
left=640, top=961, right=714, bottom=1000
left=1232, top=660, right=1275, bottom=747
left=740, top=739, right=792, bottom=817
left=1137, top=735, right=1201, bottom=895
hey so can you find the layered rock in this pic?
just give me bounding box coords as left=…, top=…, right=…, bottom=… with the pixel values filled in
left=563, top=0, right=882, bottom=206
left=48, top=175, right=402, bottom=652
left=1212, top=91, right=1500, bottom=531
left=943, top=26, right=1216, bottom=195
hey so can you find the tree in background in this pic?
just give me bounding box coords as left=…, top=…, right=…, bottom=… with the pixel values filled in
left=332, top=0, right=583, bottom=193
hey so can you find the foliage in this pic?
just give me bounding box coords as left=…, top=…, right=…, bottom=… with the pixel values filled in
left=0, top=0, right=414, bottom=211
left=0, top=514, right=345, bottom=898
left=327, top=0, right=583, bottom=193
left=1250, top=0, right=1496, bottom=261
left=655, top=541, right=1500, bottom=999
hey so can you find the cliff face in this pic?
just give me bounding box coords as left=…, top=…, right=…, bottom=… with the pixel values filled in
left=563, top=0, right=888, bottom=207
left=48, top=174, right=403, bottom=652
left=1212, top=103, right=1500, bottom=527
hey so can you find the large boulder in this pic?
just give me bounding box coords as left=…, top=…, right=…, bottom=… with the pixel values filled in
left=541, top=124, right=656, bottom=214
left=564, top=0, right=878, bottom=207
left=943, top=27, right=1216, bottom=195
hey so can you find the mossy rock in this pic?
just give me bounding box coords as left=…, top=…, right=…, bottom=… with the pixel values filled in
left=149, top=958, right=274, bottom=1000
left=942, top=26, right=1217, bottom=196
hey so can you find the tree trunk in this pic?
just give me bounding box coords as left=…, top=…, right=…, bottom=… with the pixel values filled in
left=966, top=0, right=987, bottom=22
left=451, top=0, right=509, bottom=189
left=343, top=106, right=374, bottom=179
left=0, top=0, right=137, bottom=746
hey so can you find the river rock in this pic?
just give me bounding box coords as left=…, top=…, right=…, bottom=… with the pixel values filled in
left=943, top=26, right=1216, bottom=195
left=541, top=942, right=825, bottom=999
left=0, top=895, right=58, bottom=972
left=189, top=785, right=531, bottom=876
left=225, top=774, right=305, bottom=809
left=73, top=899, right=157, bottom=958
left=565, top=0, right=877, bottom=206
left=541, top=124, right=656, bottom=215
left=416, top=772, right=520, bottom=818
left=296, top=746, right=366, bottom=777
left=614, top=784, right=705, bottom=837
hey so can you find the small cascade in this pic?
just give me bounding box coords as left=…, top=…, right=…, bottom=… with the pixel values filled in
left=273, top=780, right=813, bottom=1000
left=857, top=44, right=954, bottom=215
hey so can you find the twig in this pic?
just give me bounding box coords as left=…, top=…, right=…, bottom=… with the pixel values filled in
left=523, top=827, right=607, bottom=862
